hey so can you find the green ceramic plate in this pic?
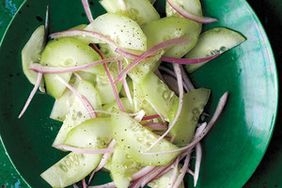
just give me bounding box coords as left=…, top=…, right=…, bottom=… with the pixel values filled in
left=0, top=0, right=278, bottom=187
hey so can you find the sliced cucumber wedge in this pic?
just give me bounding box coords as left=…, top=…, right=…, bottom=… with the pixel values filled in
left=142, top=16, right=201, bottom=58
left=41, top=152, right=101, bottom=188
left=21, top=25, right=45, bottom=87
left=50, top=90, right=74, bottom=122
left=110, top=145, right=142, bottom=188
left=86, top=13, right=147, bottom=51
left=166, top=0, right=203, bottom=18
left=185, top=27, right=246, bottom=72
left=64, top=118, right=112, bottom=148
left=112, top=112, right=179, bottom=166
left=140, top=72, right=178, bottom=121
left=53, top=80, right=102, bottom=146
left=169, top=88, right=210, bottom=146
left=100, top=0, right=160, bottom=25
left=40, top=37, right=102, bottom=98
left=132, top=80, right=157, bottom=115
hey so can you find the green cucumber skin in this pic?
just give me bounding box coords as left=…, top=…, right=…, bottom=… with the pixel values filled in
left=112, top=112, right=179, bottom=166
left=140, top=72, right=178, bottom=121
left=64, top=118, right=113, bottom=148
left=100, top=0, right=160, bottom=25
left=40, top=37, right=102, bottom=99
left=170, top=88, right=211, bottom=147
left=185, top=27, right=246, bottom=72
left=166, top=0, right=203, bottom=18
left=21, top=25, right=45, bottom=89
left=142, top=16, right=201, bottom=58
left=41, top=152, right=101, bottom=188
left=86, top=13, right=147, bottom=51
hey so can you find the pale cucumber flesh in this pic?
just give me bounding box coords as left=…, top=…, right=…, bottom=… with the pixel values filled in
left=100, top=0, right=160, bottom=25
left=111, top=112, right=179, bottom=166
left=21, top=25, right=45, bottom=89
left=40, top=37, right=102, bottom=98
left=142, top=16, right=201, bottom=58
left=41, top=152, right=101, bottom=188
left=169, top=88, right=211, bottom=146
left=166, top=0, right=203, bottom=18
left=185, top=27, right=246, bottom=72
left=140, top=72, right=178, bottom=121
left=86, top=13, right=147, bottom=51
left=64, top=118, right=113, bottom=148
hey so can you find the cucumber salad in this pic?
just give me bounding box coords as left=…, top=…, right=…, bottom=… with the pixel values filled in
left=19, top=0, right=246, bottom=187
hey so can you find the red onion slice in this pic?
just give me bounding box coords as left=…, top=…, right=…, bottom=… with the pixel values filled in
left=132, top=166, right=155, bottom=180
left=54, top=144, right=113, bottom=154
left=160, top=54, right=219, bottom=64
left=29, top=57, right=119, bottom=74
left=172, top=152, right=191, bottom=188
left=159, top=66, right=189, bottom=91
left=81, top=0, right=94, bottom=23
left=104, top=63, right=126, bottom=112
left=118, top=60, right=133, bottom=104
left=142, top=114, right=161, bottom=121
left=115, top=37, right=189, bottom=82
left=50, top=30, right=116, bottom=47
left=167, top=0, right=217, bottom=24
left=194, top=143, right=202, bottom=187
left=82, top=179, right=87, bottom=188
left=143, top=122, right=167, bottom=131
left=18, top=73, right=43, bottom=118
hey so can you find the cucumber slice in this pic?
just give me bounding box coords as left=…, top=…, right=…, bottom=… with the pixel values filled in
left=142, top=16, right=201, bottom=58
left=166, top=0, right=203, bottom=18
left=169, top=88, right=210, bottom=146
left=77, top=72, right=96, bottom=84
left=86, top=13, right=147, bottom=51
left=110, top=146, right=142, bottom=188
left=148, top=167, right=184, bottom=188
left=185, top=27, right=246, bottom=72
left=41, top=152, right=101, bottom=188
left=132, top=80, right=157, bottom=115
left=100, top=0, right=160, bottom=25
left=103, top=98, right=135, bottom=114
left=53, top=80, right=102, bottom=146
left=112, top=112, right=179, bottom=166
left=140, top=73, right=178, bottom=121
left=64, top=118, right=112, bottom=148
left=40, top=38, right=102, bottom=98
left=95, top=64, right=122, bottom=105
left=21, top=25, right=45, bottom=87
left=50, top=90, right=74, bottom=122
left=128, top=50, right=164, bottom=83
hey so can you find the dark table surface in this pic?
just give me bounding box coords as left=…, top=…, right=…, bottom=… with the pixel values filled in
left=0, top=0, right=282, bottom=187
